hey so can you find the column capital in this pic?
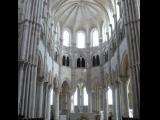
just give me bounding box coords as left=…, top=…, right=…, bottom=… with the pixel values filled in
left=38, top=76, right=45, bottom=83
left=55, top=88, right=61, bottom=94
left=18, top=59, right=25, bottom=67
left=118, top=75, right=129, bottom=83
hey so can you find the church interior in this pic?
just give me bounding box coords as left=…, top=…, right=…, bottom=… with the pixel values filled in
left=18, top=0, right=140, bottom=120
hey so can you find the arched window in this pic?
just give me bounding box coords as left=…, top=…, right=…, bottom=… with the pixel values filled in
left=93, top=55, right=100, bottom=66
left=77, top=31, right=85, bottom=48
left=74, top=88, right=78, bottom=106
left=77, top=57, right=85, bottom=68
left=83, top=87, right=88, bottom=106
left=67, top=56, right=69, bottom=66
left=108, top=87, right=113, bottom=105
left=91, top=29, right=99, bottom=47
left=93, top=56, right=96, bottom=66
left=62, top=55, right=70, bottom=66
left=63, top=30, right=70, bottom=47
left=82, top=58, right=85, bottom=67
left=77, top=58, right=80, bottom=67
left=50, top=89, right=53, bottom=105
left=62, top=56, right=65, bottom=65
left=96, top=55, right=100, bottom=65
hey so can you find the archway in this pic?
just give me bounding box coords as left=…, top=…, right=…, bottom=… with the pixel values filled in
left=73, top=80, right=88, bottom=113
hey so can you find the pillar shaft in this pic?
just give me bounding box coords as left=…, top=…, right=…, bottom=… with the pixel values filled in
left=47, top=90, right=51, bottom=120
left=18, top=62, right=24, bottom=114
left=112, top=87, right=116, bottom=120
left=37, top=82, right=44, bottom=117
left=24, top=65, right=31, bottom=117
left=54, top=90, right=60, bottom=120
left=122, top=0, right=140, bottom=118
left=88, top=91, right=92, bottom=113
left=20, top=64, right=28, bottom=115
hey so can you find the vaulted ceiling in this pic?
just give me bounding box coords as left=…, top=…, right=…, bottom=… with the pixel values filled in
left=49, top=0, right=115, bottom=30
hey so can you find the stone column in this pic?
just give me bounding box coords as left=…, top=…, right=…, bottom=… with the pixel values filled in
left=98, top=88, right=101, bottom=112
left=115, top=82, right=121, bottom=120
left=54, top=89, right=60, bottom=120
left=41, top=82, right=48, bottom=119
left=72, top=95, right=75, bottom=113
left=68, top=92, right=72, bottom=113
left=120, top=79, right=129, bottom=117
left=88, top=90, right=93, bottom=113
left=20, top=63, right=28, bottom=116
left=122, top=0, right=140, bottom=118
left=24, top=64, right=32, bottom=117
left=104, top=88, right=108, bottom=120
left=18, top=61, right=24, bottom=115
left=47, top=89, right=51, bottom=120
left=42, top=82, right=48, bottom=118
left=25, top=0, right=44, bottom=117
left=18, top=1, right=32, bottom=112
left=111, top=86, right=117, bottom=120
left=28, top=64, right=38, bottom=118
left=81, top=88, right=84, bottom=107
left=37, top=81, right=44, bottom=117
left=77, top=87, right=80, bottom=112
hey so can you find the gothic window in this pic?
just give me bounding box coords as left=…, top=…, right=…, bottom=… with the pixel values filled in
left=62, top=55, right=70, bottom=66
left=108, top=87, right=113, bottom=105
left=96, top=55, right=100, bottom=65
left=77, top=58, right=80, bottom=67
left=62, top=56, right=66, bottom=65
left=92, top=55, right=100, bottom=66
left=91, top=28, right=99, bottom=47
left=77, top=57, right=85, bottom=68
left=83, top=87, right=88, bottom=106
left=50, top=89, right=53, bottom=105
left=82, top=58, right=85, bottom=67
left=93, top=56, right=96, bottom=66
left=77, top=31, right=85, bottom=48
left=63, top=30, right=70, bottom=47
left=67, top=56, right=69, bottom=66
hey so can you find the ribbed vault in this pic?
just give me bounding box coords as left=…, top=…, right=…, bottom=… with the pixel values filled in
left=49, top=0, right=115, bottom=30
